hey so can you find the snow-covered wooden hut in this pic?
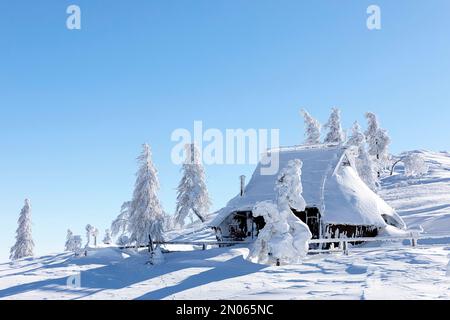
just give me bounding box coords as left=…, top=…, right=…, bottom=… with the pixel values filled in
left=209, top=144, right=406, bottom=242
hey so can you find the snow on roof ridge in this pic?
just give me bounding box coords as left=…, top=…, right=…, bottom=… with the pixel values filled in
left=266, top=143, right=344, bottom=153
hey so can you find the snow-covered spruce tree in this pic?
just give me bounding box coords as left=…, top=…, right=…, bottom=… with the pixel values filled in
left=65, top=230, right=82, bottom=254
left=403, top=153, right=429, bottom=177
left=276, top=160, right=312, bottom=261
left=10, top=199, right=34, bottom=261
left=65, top=229, right=74, bottom=251
left=248, top=160, right=311, bottom=265
left=300, top=109, right=321, bottom=145
left=71, top=236, right=82, bottom=255
left=249, top=201, right=293, bottom=265
left=324, top=107, right=345, bottom=144
left=85, top=224, right=94, bottom=246
left=92, top=228, right=99, bottom=246
left=128, top=144, right=164, bottom=248
left=346, top=121, right=365, bottom=148
left=365, top=112, right=391, bottom=176
left=364, top=112, right=379, bottom=144
left=356, top=145, right=378, bottom=191
left=111, top=201, right=131, bottom=238
left=346, top=122, right=378, bottom=191
left=103, top=229, right=112, bottom=245
left=276, top=159, right=306, bottom=211
left=174, top=143, right=211, bottom=228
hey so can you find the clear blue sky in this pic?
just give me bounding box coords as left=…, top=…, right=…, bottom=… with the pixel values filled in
left=1, top=0, right=449, bottom=261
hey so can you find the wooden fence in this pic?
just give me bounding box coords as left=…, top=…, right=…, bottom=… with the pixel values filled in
left=119, top=232, right=450, bottom=256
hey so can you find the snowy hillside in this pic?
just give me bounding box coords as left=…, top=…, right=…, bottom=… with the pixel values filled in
left=2, top=150, right=450, bottom=300
left=0, top=245, right=449, bottom=300
left=380, top=150, right=450, bottom=234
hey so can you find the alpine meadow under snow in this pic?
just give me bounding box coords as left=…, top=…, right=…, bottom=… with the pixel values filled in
left=2, top=109, right=450, bottom=300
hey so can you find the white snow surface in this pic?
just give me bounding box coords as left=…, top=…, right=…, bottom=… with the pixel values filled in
left=210, top=145, right=403, bottom=229
left=2, top=149, right=450, bottom=300
left=1, top=244, right=450, bottom=300
left=380, top=150, right=450, bottom=234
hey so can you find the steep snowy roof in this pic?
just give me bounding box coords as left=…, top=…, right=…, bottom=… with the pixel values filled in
left=210, top=144, right=405, bottom=229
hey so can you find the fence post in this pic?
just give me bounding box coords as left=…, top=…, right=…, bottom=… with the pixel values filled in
left=409, top=231, right=418, bottom=247
left=342, top=241, right=349, bottom=256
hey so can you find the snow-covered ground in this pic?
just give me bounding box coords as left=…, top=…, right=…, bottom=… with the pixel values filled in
left=2, top=149, right=450, bottom=300
left=380, top=150, right=450, bottom=234
left=0, top=244, right=449, bottom=300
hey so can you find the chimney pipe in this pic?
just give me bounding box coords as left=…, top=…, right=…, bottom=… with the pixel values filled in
left=240, top=175, right=246, bottom=197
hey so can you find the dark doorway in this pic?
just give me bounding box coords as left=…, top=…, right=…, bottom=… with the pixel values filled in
left=228, top=211, right=266, bottom=240
left=229, top=211, right=250, bottom=240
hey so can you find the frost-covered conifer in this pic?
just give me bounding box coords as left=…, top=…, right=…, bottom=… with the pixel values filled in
left=347, top=121, right=365, bottom=148
left=92, top=228, right=99, bottom=246
left=65, top=229, right=74, bottom=251
left=85, top=224, right=94, bottom=246
left=276, top=160, right=311, bottom=260
left=65, top=230, right=82, bottom=254
left=71, top=236, right=82, bottom=255
left=103, top=229, right=112, bottom=245
left=128, top=144, right=164, bottom=248
left=364, top=112, right=379, bottom=146
left=249, top=201, right=294, bottom=265
left=346, top=122, right=378, bottom=191
left=276, top=159, right=306, bottom=211
left=85, top=224, right=99, bottom=247
left=10, top=199, right=34, bottom=260
left=356, top=145, right=378, bottom=191
left=403, top=153, right=429, bottom=177
left=300, top=109, right=321, bottom=145
left=324, top=108, right=344, bottom=144
left=248, top=160, right=311, bottom=265
left=174, top=144, right=211, bottom=228
left=365, top=112, right=391, bottom=176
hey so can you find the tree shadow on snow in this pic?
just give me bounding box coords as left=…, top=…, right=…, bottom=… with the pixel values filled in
left=0, top=248, right=265, bottom=299
left=135, top=255, right=265, bottom=300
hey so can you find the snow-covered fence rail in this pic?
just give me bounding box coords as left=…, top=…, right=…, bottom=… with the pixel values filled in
left=119, top=240, right=253, bottom=250
left=119, top=233, right=450, bottom=255
left=310, top=233, right=450, bottom=244
left=309, top=233, right=450, bottom=255
left=156, top=240, right=253, bottom=245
